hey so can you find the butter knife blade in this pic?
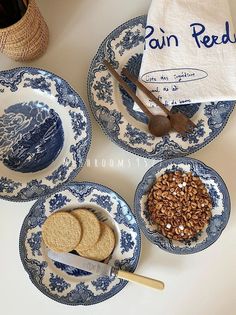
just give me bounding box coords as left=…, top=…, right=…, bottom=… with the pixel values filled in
left=48, top=250, right=165, bottom=290
left=47, top=250, right=114, bottom=277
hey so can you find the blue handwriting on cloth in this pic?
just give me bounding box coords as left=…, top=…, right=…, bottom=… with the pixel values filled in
left=145, top=21, right=236, bottom=49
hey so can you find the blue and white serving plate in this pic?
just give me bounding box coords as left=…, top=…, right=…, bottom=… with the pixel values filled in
left=19, top=182, right=141, bottom=305
left=0, top=67, right=91, bottom=201
left=134, top=157, right=230, bottom=254
left=87, top=16, right=235, bottom=160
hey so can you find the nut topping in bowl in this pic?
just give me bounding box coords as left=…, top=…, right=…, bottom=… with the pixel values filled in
left=134, top=157, right=231, bottom=255
left=147, top=171, right=212, bottom=241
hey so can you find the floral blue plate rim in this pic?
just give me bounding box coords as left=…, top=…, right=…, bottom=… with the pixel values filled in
left=0, top=67, right=92, bottom=202
left=19, top=181, right=141, bottom=305
left=87, top=15, right=235, bottom=161
left=134, top=157, right=230, bottom=255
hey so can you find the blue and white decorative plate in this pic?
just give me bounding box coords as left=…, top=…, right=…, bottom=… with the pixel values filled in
left=134, top=157, right=230, bottom=254
left=19, top=182, right=141, bottom=305
left=87, top=16, right=235, bottom=160
left=0, top=67, right=91, bottom=201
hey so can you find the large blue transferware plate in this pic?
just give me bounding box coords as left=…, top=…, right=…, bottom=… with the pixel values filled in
left=19, top=182, right=141, bottom=305
left=87, top=15, right=235, bottom=160
left=0, top=67, right=91, bottom=201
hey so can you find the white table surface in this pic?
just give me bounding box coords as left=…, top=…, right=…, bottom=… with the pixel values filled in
left=1, top=1, right=236, bottom=314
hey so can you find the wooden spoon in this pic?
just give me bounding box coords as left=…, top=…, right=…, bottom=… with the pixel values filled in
left=103, top=60, right=171, bottom=137
left=122, top=68, right=196, bottom=135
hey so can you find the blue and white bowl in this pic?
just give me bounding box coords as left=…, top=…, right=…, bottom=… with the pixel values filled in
left=0, top=67, right=91, bottom=201
left=134, top=157, right=230, bottom=254
left=19, top=182, right=141, bottom=305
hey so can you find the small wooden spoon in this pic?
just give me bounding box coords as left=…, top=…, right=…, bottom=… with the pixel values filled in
left=122, top=68, right=196, bottom=135
left=103, top=60, right=171, bottom=137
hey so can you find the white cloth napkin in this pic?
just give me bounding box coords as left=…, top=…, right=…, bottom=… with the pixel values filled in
left=135, top=0, right=236, bottom=115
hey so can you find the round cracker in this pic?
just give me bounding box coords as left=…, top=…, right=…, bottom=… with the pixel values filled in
left=78, top=222, right=115, bottom=261
left=42, top=211, right=82, bottom=252
left=72, top=209, right=101, bottom=251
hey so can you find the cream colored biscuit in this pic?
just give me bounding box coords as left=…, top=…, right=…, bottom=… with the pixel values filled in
left=72, top=209, right=101, bottom=251
left=78, top=222, right=115, bottom=261
left=42, top=211, right=82, bottom=252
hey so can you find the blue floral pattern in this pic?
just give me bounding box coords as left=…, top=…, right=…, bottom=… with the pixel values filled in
left=0, top=68, right=25, bottom=91
left=93, top=74, right=113, bottom=105
left=207, top=186, right=220, bottom=208
left=91, top=275, right=115, bottom=292
left=207, top=215, right=225, bottom=235
left=68, top=184, right=94, bottom=202
left=66, top=283, right=95, bottom=304
left=0, top=177, right=21, bottom=193
left=204, top=101, right=233, bottom=130
left=54, top=262, right=90, bottom=277
left=49, top=274, right=70, bottom=292
left=114, top=201, right=136, bottom=231
left=46, top=158, right=72, bottom=184
left=90, top=193, right=113, bottom=212
left=23, top=76, right=51, bottom=93
left=176, top=120, right=205, bottom=144
left=70, top=132, right=90, bottom=166
left=27, top=204, right=47, bottom=228
left=115, top=29, right=145, bottom=56
left=124, top=123, right=154, bottom=146
left=120, top=230, right=135, bottom=254
left=114, top=242, right=140, bottom=273
left=96, top=107, right=123, bottom=135
left=17, top=179, right=49, bottom=201
left=69, top=111, right=86, bottom=139
left=54, top=80, right=80, bottom=108
left=49, top=193, right=71, bottom=212
left=26, top=260, right=47, bottom=279
left=0, top=67, right=91, bottom=201
left=19, top=182, right=141, bottom=305
left=27, top=232, right=42, bottom=256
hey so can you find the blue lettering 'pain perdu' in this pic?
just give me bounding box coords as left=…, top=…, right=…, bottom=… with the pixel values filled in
left=145, top=21, right=236, bottom=49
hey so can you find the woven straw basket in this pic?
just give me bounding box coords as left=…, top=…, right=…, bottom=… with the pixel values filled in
left=0, top=0, right=49, bottom=61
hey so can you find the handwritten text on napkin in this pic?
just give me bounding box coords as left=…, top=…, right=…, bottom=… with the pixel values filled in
left=135, top=0, right=236, bottom=113
left=145, top=21, right=235, bottom=50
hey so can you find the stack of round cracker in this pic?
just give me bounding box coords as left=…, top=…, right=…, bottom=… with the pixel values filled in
left=42, top=209, right=115, bottom=261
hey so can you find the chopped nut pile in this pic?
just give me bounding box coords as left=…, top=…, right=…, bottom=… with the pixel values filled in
left=147, top=171, right=212, bottom=241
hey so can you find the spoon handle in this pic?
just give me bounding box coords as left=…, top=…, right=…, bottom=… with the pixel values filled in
left=122, top=68, right=170, bottom=116
left=103, top=60, right=152, bottom=118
